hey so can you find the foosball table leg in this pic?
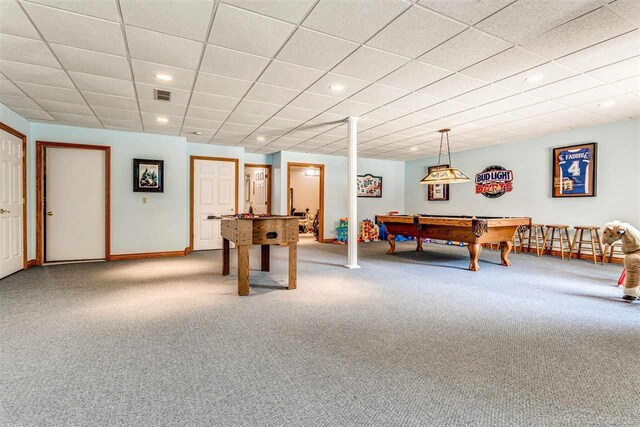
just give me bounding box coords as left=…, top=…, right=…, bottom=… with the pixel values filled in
left=261, top=244, right=270, bottom=272
left=222, top=238, right=230, bottom=276
left=237, top=245, right=250, bottom=296
left=288, top=242, right=297, bottom=290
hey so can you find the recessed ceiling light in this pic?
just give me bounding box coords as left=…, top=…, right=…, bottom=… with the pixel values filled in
left=155, top=73, right=173, bottom=81
left=525, top=74, right=545, bottom=83
left=599, top=100, right=615, bottom=108
left=256, top=136, right=266, bottom=142
left=329, top=84, right=345, bottom=92
left=410, top=147, right=418, bottom=151
left=156, top=117, right=169, bottom=123
left=192, top=131, right=202, bottom=135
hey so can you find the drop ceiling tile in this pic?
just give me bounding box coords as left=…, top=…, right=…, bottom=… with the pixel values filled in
left=0, top=0, right=40, bottom=39
left=21, top=2, right=125, bottom=55
left=0, top=34, right=60, bottom=68
left=135, top=82, right=191, bottom=105
left=451, top=84, right=516, bottom=107
left=362, top=106, right=406, bottom=122
left=143, top=124, right=182, bottom=135
left=223, top=0, right=316, bottom=24
left=262, top=116, right=305, bottom=130
left=418, top=0, right=513, bottom=25
left=508, top=101, right=566, bottom=118
left=190, top=91, right=241, bottom=111
left=333, top=46, right=410, bottom=82
left=183, top=117, right=224, bottom=130
left=553, top=85, right=626, bottom=107
left=379, top=61, right=452, bottom=91
left=468, top=113, right=520, bottom=129
left=0, top=94, right=40, bottom=109
left=417, top=28, right=512, bottom=72
left=50, top=111, right=100, bottom=125
left=612, top=75, right=640, bottom=94
left=0, top=79, right=23, bottom=96
left=441, top=107, right=497, bottom=124
left=391, top=112, right=433, bottom=127
left=367, top=5, right=466, bottom=59
left=608, top=0, right=640, bottom=27
left=526, top=75, right=603, bottom=100
left=535, top=108, right=611, bottom=128
left=70, top=71, right=134, bottom=97
left=302, top=0, right=409, bottom=43
left=131, top=60, right=195, bottom=91
left=277, top=28, right=358, bottom=71
left=141, top=112, right=183, bottom=126
left=184, top=134, right=213, bottom=144
left=26, top=0, right=119, bottom=21
left=288, top=92, right=341, bottom=111
left=211, top=130, right=247, bottom=142
left=476, top=0, right=603, bottom=43
left=556, top=30, right=640, bottom=72
left=226, top=111, right=269, bottom=126
left=326, top=99, right=377, bottom=116
left=83, top=91, right=138, bottom=110
left=522, top=7, right=634, bottom=60
left=218, top=122, right=258, bottom=134
left=0, top=60, right=73, bottom=88
left=234, top=99, right=282, bottom=117
left=50, top=44, right=131, bottom=80
left=350, top=84, right=409, bottom=106
left=120, top=0, right=213, bottom=41
left=273, top=106, right=318, bottom=122
left=192, top=72, right=252, bottom=99
left=201, top=45, right=270, bottom=81
left=210, top=4, right=295, bottom=57
left=92, top=105, right=140, bottom=121
left=586, top=56, right=640, bottom=83
left=138, top=99, right=187, bottom=116
left=418, top=100, right=472, bottom=117
left=460, top=47, right=547, bottom=83
left=10, top=107, right=54, bottom=120
left=125, top=26, right=203, bottom=69
left=418, top=74, right=488, bottom=99
left=306, top=73, right=371, bottom=98
left=37, top=99, right=93, bottom=115
left=576, top=94, right=640, bottom=119
left=494, top=62, right=578, bottom=92
left=368, top=122, right=406, bottom=135
left=186, top=106, right=231, bottom=122
left=15, top=82, right=84, bottom=103
left=244, top=83, right=301, bottom=105
left=482, top=93, right=544, bottom=113
left=386, top=93, right=442, bottom=112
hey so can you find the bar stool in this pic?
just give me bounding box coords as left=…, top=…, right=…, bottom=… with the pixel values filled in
left=570, top=226, right=605, bottom=264
left=543, top=224, right=571, bottom=260
left=521, top=223, right=545, bottom=256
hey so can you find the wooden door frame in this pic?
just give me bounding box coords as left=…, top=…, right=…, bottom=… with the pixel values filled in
left=244, top=163, right=272, bottom=215
left=0, top=122, right=28, bottom=270
left=287, top=162, right=325, bottom=242
left=189, top=155, right=239, bottom=252
left=36, top=141, right=111, bottom=265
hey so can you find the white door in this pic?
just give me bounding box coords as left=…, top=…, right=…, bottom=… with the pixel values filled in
left=193, top=159, right=236, bottom=250
left=249, top=167, right=268, bottom=215
left=0, top=129, right=24, bottom=279
left=45, top=147, right=106, bottom=262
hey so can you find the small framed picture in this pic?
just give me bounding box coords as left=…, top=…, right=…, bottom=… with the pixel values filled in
left=552, top=143, right=597, bottom=198
left=133, top=158, right=164, bottom=192
left=427, top=165, right=449, bottom=201
left=357, top=173, right=382, bottom=198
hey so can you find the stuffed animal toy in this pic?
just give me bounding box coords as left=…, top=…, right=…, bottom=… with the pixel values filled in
left=602, top=221, right=640, bottom=302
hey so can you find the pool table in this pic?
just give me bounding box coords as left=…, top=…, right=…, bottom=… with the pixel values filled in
left=375, top=215, right=531, bottom=271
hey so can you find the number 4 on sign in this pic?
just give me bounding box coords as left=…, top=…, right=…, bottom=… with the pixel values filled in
left=568, top=161, right=581, bottom=176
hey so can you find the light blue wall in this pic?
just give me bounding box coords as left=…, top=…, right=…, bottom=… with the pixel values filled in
left=405, top=119, right=640, bottom=227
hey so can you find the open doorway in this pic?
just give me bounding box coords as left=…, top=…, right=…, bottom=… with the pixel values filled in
left=287, top=162, right=324, bottom=242
left=244, top=164, right=271, bottom=215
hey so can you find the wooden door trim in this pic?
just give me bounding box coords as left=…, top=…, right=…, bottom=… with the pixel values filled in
left=36, top=141, right=111, bottom=265
left=189, top=155, right=239, bottom=252
left=287, top=162, right=325, bottom=242
left=0, top=122, right=28, bottom=270
left=244, top=163, right=272, bottom=215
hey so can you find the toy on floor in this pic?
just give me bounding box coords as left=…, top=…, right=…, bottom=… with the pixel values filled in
left=602, top=221, right=640, bottom=303
left=336, top=218, right=348, bottom=243
left=360, top=219, right=379, bottom=242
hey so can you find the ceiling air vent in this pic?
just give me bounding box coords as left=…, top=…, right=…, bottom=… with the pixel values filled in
left=154, top=89, right=171, bottom=101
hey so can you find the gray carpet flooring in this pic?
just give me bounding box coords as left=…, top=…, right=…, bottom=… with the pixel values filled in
left=1, top=236, right=638, bottom=426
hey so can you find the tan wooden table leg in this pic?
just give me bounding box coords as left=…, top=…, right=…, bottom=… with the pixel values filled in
left=261, top=244, right=270, bottom=272
left=468, top=243, right=481, bottom=271
left=500, top=241, right=513, bottom=266
left=386, top=234, right=396, bottom=254
left=237, top=244, right=250, bottom=296
left=222, top=238, right=230, bottom=276
left=288, top=242, right=297, bottom=290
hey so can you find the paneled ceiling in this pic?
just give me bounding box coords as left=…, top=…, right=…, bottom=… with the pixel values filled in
left=0, top=0, right=638, bottom=160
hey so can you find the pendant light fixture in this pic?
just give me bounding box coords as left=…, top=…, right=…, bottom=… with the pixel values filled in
left=420, top=128, right=471, bottom=185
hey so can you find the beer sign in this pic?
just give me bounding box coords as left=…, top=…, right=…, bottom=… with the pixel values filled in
left=475, top=165, right=513, bottom=199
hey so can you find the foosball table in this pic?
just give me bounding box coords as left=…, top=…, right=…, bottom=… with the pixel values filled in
left=221, top=216, right=299, bottom=295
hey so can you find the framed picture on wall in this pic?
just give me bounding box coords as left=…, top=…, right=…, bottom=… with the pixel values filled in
left=552, top=142, right=597, bottom=198
left=133, top=158, right=164, bottom=193
left=357, top=173, right=382, bottom=198
left=427, top=165, right=449, bottom=201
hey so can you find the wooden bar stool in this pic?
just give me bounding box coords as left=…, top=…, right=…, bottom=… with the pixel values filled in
left=570, top=226, right=604, bottom=264
left=543, top=224, right=571, bottom=260
left=521, top=223, right=545, bottom=256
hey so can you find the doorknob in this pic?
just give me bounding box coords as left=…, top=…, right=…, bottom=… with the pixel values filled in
left=0, top=208, right=9, bottom=214
left=47, top=211, right=54, bottom=216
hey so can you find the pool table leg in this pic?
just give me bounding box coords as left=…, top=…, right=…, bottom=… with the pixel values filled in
left=416, top=238, right=423, bottom=252
left=500, top=241, right=513, bottom=267
left=387, top=234, right=396, bottom=254
left=468, top=243, right=481, bottom=271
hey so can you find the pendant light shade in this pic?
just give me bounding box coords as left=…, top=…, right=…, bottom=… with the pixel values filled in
left=420, top=129, right=470, bottom=185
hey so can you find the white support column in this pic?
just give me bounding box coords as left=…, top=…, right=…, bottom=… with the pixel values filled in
left=345, top=116, right=360, bottom=269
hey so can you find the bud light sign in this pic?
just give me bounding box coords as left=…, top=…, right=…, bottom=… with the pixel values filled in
left=475, top=165, right=513, bottom=199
